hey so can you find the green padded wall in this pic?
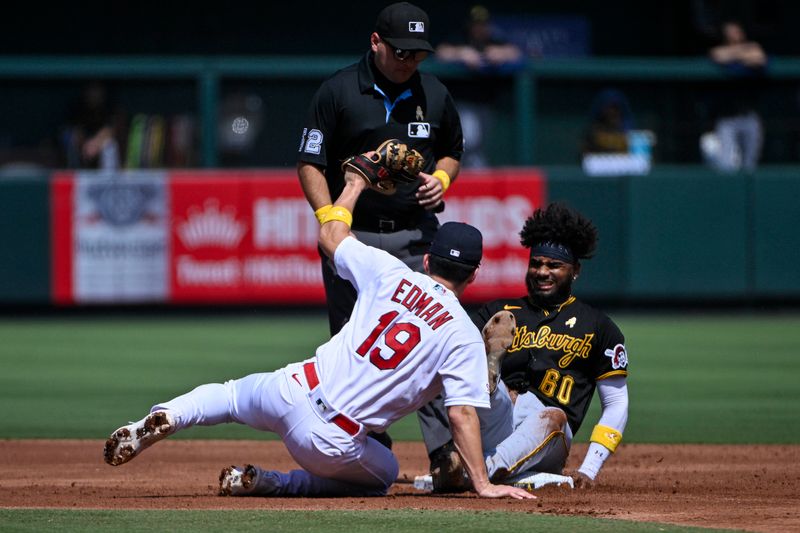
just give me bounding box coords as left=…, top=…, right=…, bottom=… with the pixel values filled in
left=752, top=168, right=800, bottom=295
left=0, top=177, right=50, bottom=302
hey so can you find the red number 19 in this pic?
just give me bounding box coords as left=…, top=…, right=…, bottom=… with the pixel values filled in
left=356, top=311, right=421, bottom=370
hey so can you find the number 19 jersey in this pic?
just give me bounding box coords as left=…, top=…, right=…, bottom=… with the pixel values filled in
left=314, top=236, right=490, bottom=432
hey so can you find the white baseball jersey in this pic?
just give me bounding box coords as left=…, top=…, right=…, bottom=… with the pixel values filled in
left=314, top=236, right=490, bottom=432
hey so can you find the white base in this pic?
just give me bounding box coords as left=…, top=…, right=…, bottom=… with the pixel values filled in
left=410, top=471, right=574, bottom=492
left=508, top=471, right=575, bottom=489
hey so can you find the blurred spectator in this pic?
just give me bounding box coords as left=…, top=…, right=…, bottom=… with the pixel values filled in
left=582, top=89, right=635, bottom=155
left=436, top=5, right=523, bottom=71
left=61, top=82, right=127, bottom=170
left=581, top=88, right=655, bottom=177
left=436, top=5, right=523, bottom=168
left=703, top=20, right=766, bottom=173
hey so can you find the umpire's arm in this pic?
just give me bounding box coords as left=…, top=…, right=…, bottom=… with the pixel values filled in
left=298, top=162, right=334, bottom=216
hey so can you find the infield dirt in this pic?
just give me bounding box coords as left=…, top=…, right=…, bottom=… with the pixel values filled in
left=1, top=440, right=797, bottom=532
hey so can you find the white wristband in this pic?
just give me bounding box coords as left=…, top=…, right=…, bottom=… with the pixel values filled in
left=577, top=441, right=611, bottom=480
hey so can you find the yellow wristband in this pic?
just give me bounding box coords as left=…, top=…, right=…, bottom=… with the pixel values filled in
left=432, top=169, right=451, bottom=193
left=322, top=206, right=353, bottom=227
left=314, top=205, right=333, bottom=225
left=589, top=424, right=623, bottom=453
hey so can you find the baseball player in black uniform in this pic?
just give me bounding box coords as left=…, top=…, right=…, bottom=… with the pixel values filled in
left=297, top=1, right=464, bottom=336
left=419, top=202, right=630, bottom=489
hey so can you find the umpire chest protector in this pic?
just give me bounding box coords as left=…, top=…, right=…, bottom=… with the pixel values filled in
left=298, top=51, right=463, bottom=227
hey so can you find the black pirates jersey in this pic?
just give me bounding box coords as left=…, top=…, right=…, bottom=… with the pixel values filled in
left=473, top=295, right=628, bottom=435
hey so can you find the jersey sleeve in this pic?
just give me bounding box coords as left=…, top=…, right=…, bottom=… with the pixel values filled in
left=297, top=79, right=337, bottom=168
left=592, top=315, right=629, bottom=381
left=438, top=340, right=491, bottom=409
left=333, top=236, right=407, bottom=294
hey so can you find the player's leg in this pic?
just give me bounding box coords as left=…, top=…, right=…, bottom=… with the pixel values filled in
left=485, top=391, right=572, bottom=480
left=417, top=395, right=453, bottom=457
left=105, top=371, right=284, bottom=466
left=221, top=394, right=399, bottom=497
left=222, top=435, right=397, bottom=497
left=220, top=463, right=390, bottom=497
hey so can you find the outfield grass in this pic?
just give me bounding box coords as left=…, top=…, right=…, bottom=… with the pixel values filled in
left=0, top=509, right=745, bottom=533
left=1, top=312, right=799, bottom=443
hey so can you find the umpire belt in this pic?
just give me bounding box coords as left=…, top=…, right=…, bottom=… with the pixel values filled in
left=352, top=218, right=418, bottom=233
left=303, top=362, right=361, bottom=436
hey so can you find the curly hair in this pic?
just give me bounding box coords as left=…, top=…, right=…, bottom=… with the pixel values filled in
left=519, top=202, right=598, bottom=260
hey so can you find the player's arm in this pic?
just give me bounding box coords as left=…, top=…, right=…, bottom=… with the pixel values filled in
left=575, top=375, right=628, bottom=487
left=417, top=156, right=460, bottom=209
left=318, top=169, right=367, bottom=259
left=447, top=405, right=534, bottom=499
left=298, top=162, right=334, bottom=224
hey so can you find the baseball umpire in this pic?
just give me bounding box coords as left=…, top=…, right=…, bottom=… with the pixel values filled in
left=103, top=165, right=533, bottom=500
left=297, top=1, right=464, bottom=336
left=418, top=202, right=630, bottom=490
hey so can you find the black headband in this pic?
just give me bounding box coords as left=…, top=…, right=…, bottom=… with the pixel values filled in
left=530, top=242, right=575, bottom=263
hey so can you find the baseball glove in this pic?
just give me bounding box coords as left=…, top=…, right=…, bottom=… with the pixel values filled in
left=341, top=139, right=425, bottom=195
left=482, top=310, right=517, bottom=394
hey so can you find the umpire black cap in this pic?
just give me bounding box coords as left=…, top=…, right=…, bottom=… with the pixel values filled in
left=375, top=2, right=435, bottom=52
left=429, top=222, right=483, bottom=267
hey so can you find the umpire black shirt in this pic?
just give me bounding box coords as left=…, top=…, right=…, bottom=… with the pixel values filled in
left=297, top=51, right=463, bottom=231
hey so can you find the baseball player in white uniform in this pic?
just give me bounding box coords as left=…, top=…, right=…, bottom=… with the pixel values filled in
left=103, top=168, right=533, bottom=500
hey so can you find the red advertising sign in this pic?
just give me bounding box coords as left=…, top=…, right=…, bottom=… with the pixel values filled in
left=170, top=170, right=323, bottom=303
left=52, top=168, right=546, bottom=304
left=439, top=168, right=547, bottom=302
left=51, top=173, right=74, bottom=305
left=169, top=169, right=545, bottom=304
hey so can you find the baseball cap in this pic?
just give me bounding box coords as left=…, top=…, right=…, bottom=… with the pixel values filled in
left=375, top=2, right=435, bottom=53
left=429, top=222, right=483, bottom=267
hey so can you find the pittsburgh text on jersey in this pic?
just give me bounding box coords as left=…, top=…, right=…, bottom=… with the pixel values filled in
left=509, top=325, right=594, bottom=368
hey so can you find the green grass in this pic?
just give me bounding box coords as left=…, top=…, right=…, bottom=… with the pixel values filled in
left=0, top=509, right=744, bottom=533
left=1, top=312, right=799, bottom=443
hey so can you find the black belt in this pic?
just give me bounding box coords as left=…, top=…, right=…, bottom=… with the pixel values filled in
left=352, top=218, right=420, bottom=233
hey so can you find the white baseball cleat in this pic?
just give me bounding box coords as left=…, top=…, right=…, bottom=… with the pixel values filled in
left=218, top=464, right=281, bottom=496
left=507, top=471, right=575, bottom=490
left=103, top=410, right=176, bottom=466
